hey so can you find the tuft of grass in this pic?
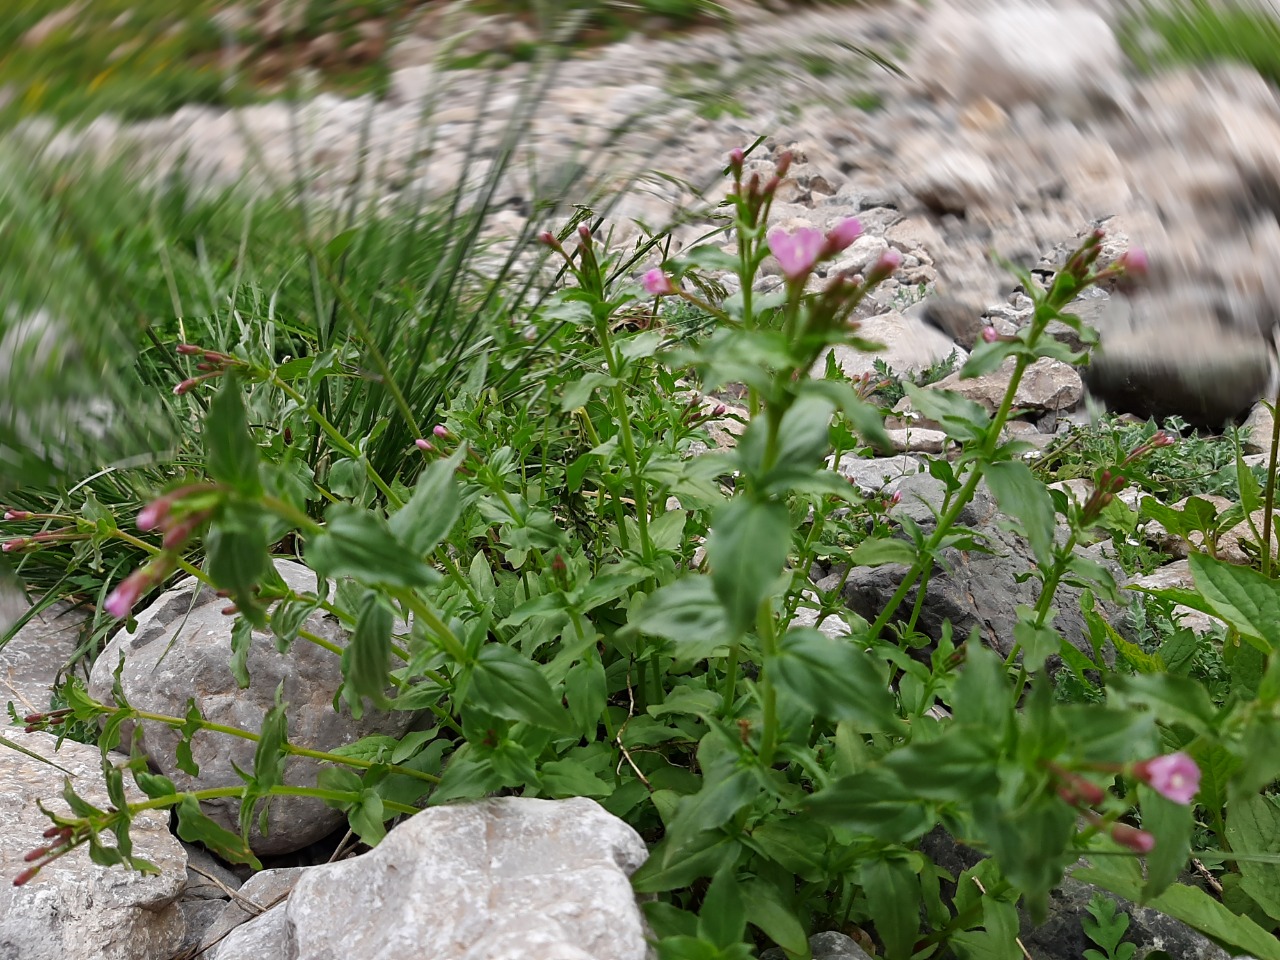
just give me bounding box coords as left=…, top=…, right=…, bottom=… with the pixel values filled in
left=1120, top=0, right=1280, bottom=85
left=870, top=350, right=960, bottom=408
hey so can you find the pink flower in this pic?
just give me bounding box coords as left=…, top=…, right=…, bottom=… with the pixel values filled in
left=767, top=226, right=826, bottom=280
left=1117, top=248, right=1148, bottom=277
left=642, top=268, right=676, bottom=297
left=103, top=568, right=151, bottom=619
left=981, top=326, right=999, bottom=344
left=1111, top=823, right=1156, bottom=854
left=136, top=497, right=171, bottom=532
left=1134, top=751, right=1200, bottom=805
left=824, top=218, right=863, bottom=253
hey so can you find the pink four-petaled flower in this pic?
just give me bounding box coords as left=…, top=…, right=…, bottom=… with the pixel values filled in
left=1135, top=751, right=1200, bottom=805
left=767, top=226, right=826, bottom=281
left=642, top=268, right=676, bottom=297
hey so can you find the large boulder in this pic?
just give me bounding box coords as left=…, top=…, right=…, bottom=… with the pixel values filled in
left=817, top=472, right=1120, bottom=664
left=0, top=730, right=188, bottom=960
left=0, top=599, right=88, bottom=715
left=910, top=3, right=1125, bottom=120
left=207, top=797, right=652, bottom=960
left=87, top=558, right=417, bottom=855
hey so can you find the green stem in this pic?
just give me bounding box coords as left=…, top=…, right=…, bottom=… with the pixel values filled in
left=117, top=703, right=440, bottom=783
left=1264, top=393, right=1280, bottom=579
left=756, top=600, right=781, bottom=767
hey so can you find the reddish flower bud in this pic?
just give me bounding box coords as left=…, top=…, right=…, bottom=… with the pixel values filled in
left=1117, top=248, right=1148, bottom=278
left=13, top=866, right=40, bottom=887
left=981, top=326, right=999, bottom=344
left=1111, top=823, right=1156, bottom=854
left=176, top=344, right=203, bottom=356
left=414, top=438, right=434, bottom=453
left=433, top=424, right=449, bottom=439
left=173, top=378, right=199, bottom=396
left=865, top=249, right=903, bottom=285
left=728, top=147, right=745, bottom=176
left=2, top=538, right=28, bottom=552
left=577, top=225, right=592, bottom=244
left=136, top=497, right=172, bottom=532
left=824, top=218, right=863, bottom=253
left=774, top=151, right=793, bottom=178
left=3, top=510, right=31, bottom=521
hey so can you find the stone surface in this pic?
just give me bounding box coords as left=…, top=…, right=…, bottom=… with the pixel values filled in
left=87, top=558, right=416, bottom=855
left=1242, top=400, right=1276, bottom=457
left=0, top=730, right=187, bottom=960
left=0, top=599, right=87, bottom=715
left=761, top=930, right=874, bottom=960
left=818, top=473, right=1120, bottom=663
left=833, top=454, right=926, bottom=496
left=911, top=3, right=1124, bottom=120
left=822, top=311, right=965, bottom=380
left=202, top=866, right=306, bottom=956
left=931, top=357, right=1084, bottom=415
left=916, top=296, right=987, bottom=351
left=1083, top=310, right=1275, bottom=429
left=1128, top=561, right=1224, bottom=635
left=886, top=426, right=948, bottom=454
left=213, top=797, right=651, bottom=960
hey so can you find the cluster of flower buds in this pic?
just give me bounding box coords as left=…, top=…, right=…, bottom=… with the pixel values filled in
left=1122, top=430, right=1176, bottom=467
left=20, top=707, right=73, bottom=735
left=1048, top=750, right=1201, bottom=856
left=103, top=560, right=172, bottom=620
left=173, top=343, right=241, bottom=396
left=13, top=823, right=78, bottom=887
left=1079, top=469, right=1129, bottom=526
left=134, top=484, right=216, bottom=552
left=413, top=424, right=475, bottom=478
left=2, top=509, right=91, bottom=554
left=676, top=394, right=727, bottom=427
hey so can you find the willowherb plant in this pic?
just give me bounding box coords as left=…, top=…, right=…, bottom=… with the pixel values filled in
left=11, top=144, right=1280, bottom=960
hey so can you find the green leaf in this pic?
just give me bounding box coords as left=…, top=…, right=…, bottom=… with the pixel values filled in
left=983, top=461, right=1056, bottom=566
left=903, top=382, right=991, bottom=442
left=348, top=790, right=387, bottom=846
left=539, top=759, right=613, bottom=799
left=1189, top=551, right=1280, bottom=650
left=706, top=498, right=790, bottom=636
left=860, top=855, right=921, bottom=960
left=1012, top=608, right=1060, bottom=674
left=307, top=504, right=439, bottom=589
left=468, top=644, right=571, bottom=732
left=341, top=590, right=394, bottom=715
left=204, top=371, right=262, bottom=496
left=882, top=732, right=999, bottom=801
left=632, top=832, right=742, bottom=893
left=1225, top=794, right=1280, bottom=923
left=772, top=627, right=898, bottom=731
left=205, top=503, right=270, bottom=628
left=806, top=769, right=937, bottom=842
left=740, top=878, right=809, bottom=957
left=1140, top=785, right=1194, bottom=901
left=846, top=537, right=917, bottom=568
left=1106, top=673, right=1218, bottom=733
left=229, top=616, right=254, bottom=689
left=1082, top=894, right=1131, bottom=958
left=698, top=864, right=747, bottom=950
left=175, top=795, right=261, bottom=869
left=626, top=577, right=732, bottom=659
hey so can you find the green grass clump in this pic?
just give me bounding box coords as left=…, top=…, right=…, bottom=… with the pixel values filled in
left=1121, top=0, right=1280, bottom=85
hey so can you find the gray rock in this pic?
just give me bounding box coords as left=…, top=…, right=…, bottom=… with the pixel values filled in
left=1022, top=873, right=1233, bottom=960
left=761, top=930, right=874, bottom=960
left=912, top=4, right=1125, bottom=120
left=1242, top=400, right=1276, bottom=458
left=202, top=866, right=306, bottom=956
left=87, top=558, right=417, bottom=856
left=931, top=357, right=1084, bottom=415
left=820, top=473, right=1120, bottom=663
left=216, top=797, right=651, bottom=960
left=1128, top=561, right=1224, bottom=635
left=0, top=599, right=87, bottom=715
left=0, top=730, right=187, bottom=960
left=821, top=311, right=966, bottom=381
left=833, top=454, right=926, bottom=496
left=1084, top=317, right=1274, bottom=429
left=916, top=296, right=987, bottom=351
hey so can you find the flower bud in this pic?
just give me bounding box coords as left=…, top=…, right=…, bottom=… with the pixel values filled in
left=415, top=438, right=434, bottom=453
left=176, top=344, right=203, bottom=356
left=642, top=268, right=676, bottom=297
left=3, top=510, right=31, bottom=521
left=1111, top=823, right=1156, bottom=854
left=981, top=326, right=999, bottom=344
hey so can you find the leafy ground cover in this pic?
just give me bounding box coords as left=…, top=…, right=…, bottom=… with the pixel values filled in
left=7, top=5, right=1280, bottom=957
left=7, top=116, right=1280, bottom=957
